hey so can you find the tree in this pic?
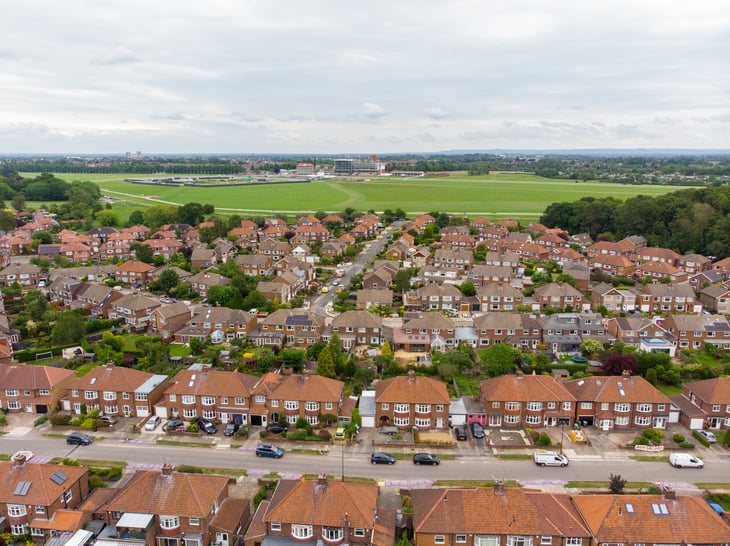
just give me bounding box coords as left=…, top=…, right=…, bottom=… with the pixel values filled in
left=95, top=210, right=118, bottom=227
left=256, top=350, right=277, bottom=373
left=280, top=349, right=305, bottom=372
left=394, top=269, right=413, bottom=293
left=158, top=269, right=180, bottom=294
left=460, top=281, right=476, bottom=297
left=0, top=210, right=17, bottom=231
left=128, top=210, right=144, bottom=226
left=603, top=351, right=638, bottom=376
left=131, top=242, right=154, bottom=264
left=317, top=346, right=336, bottom=378
left=439, top=349, right=473, bottom=373
left=52, top=311, right=86, bottom=344
left=580, top=339, right=603, bottom=359
left=608, top=473, right=627, bottom=494
left=189, top=337, right=204, bottom=355
left=178, top=202, right=205, bottom=226
left=328, top=333, right=343, bottom=368
left=11, top=193, right=25, bottom=211
left=381, top=340, right=393, bottom=361
left=645, top=368, right=658, bottom=386
left=306, top=341, right=326, bottom=361
left=479, top=344, right=517, bottom=377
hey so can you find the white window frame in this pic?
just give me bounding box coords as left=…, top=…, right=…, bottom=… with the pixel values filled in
left=160, top=515, right=180, bottom=529
left=292, top=525, right=313, bottom=539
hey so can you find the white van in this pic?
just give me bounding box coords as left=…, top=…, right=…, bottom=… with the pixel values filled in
left=669, top=452, right=703, bottom=468
left=533, top=450, right=569, bottom=467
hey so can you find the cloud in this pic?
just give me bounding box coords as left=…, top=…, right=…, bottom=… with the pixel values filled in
left=360, top=102, right=388, bottom=120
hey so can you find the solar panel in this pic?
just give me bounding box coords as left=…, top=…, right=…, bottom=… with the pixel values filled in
left=13, top=481, right=31, bottom=496
left=50, top=470, right=68, bottom=485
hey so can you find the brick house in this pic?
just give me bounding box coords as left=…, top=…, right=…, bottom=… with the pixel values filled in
left=566, top=371, right=673, bottom=430
left=190, top=248, right=217, bottom=270
left=476, top=282, right=523, bottom=312
left=411, top=486, right=591, bottom=546
left=389, top=312, right=456, bottom=352
left=267, top=373, right=344, bottom=427
left=375, top=371, right=450, bottom=429
left=172, top=307, right=257, bottom=345
left=0, top=263, right=42, bottom=287
left=479, top=372, right=575, bottom=428
left=355, top=289, right=393, bottom=310
left=533, top=282, right=584, bottom=311
left=472, top=313, right=542, bottom=350
left=248, top=476, right=388, bottom=546
left=64, top=362, right=168, bottom=418
left=605, top=316, right=676, bottom=356
left=160, top=367, right=258, bottom=425
left=663, top=313, right=730, bottom=351
left=236, top=254, right=274, bottom=276
left=1, top=455, right=89, bottom=542
left=114, top=261, right=155, bottom=285
left=187, top=271, right=230, bottom=298
left=470, top=265, right=512, bottom=287
left=591, top=282, right=637, bottom=313
left=249, top=309, right=323, bottom=348
left=327, top=311, right=382, bottom=350
left=413, top=284, right=463, bottom=311
left=678, top=377, right=730, bottom=430
left=101, top=465, right=234, bottom=546
left=151, top=302, right=192, bottom=342
left=108, top=293, right=161, bottom=330
left=432, top=249, right=473, bottom=271
left=700, top=284, right=730, bottom=314
left=0, top=364, right=75, bottom=414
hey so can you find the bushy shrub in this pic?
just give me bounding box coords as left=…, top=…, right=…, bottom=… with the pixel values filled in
left=259, top=430, right=268, bottom=439
left=647, top=484, right=663, bottom=494
left=34, top=415, right=48, bottom=427
left=286, top=429, right=308, bottom=441
left=642, top=428, right=664, bottom=444
left=672, top=433, right=685, bottom=443
left=634, top=436, right=649, bottom=446
left=680, top=441, right=695, bottom=449
left=319, top=429, right=331, bottom=440
left=89, top=475, right=106, bottom=490
left=237, top=425, right=250, bottom=437
left=50, top=413, right=71, bottom=426
left=536, top=432, right=552, bottom=446
left=187, top=423, right=199, bottom=433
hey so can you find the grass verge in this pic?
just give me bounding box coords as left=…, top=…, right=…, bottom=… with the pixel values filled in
left=156, top=439, right=214, bottom=448
left=433, top=479, right=520, bottom=488
left=628, top=455, right=670, bottom=462
left=494, top=453, right=533, bottom=460
left=302, top=474, right=377, bottom=484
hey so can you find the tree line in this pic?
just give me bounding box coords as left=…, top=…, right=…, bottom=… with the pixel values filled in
left=540, top=185, right=730, bottom=256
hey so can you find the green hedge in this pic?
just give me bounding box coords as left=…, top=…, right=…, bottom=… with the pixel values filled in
left=692, top=430, right=711, bottom=448
left=85, top=318, right=125, bottom=334
left=15, top=344, right=79, bottom=362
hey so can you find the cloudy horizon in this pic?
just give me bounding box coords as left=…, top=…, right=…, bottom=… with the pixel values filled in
left=1, top=1, right=729, bottom=154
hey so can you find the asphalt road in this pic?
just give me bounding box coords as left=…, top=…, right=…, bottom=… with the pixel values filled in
left=310, top=220, right=406, bottom=314
left=4, top=435, right=725, bottom=486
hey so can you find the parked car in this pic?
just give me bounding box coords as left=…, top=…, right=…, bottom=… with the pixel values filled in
left=370, top=452, right=396, bottom=465
left=698, top=430, right=717, bottom=443
left=145, top=416, right=162, bottom=431
left=413, top=453, right=440, bottom=466
left=160, top=297, right=172, bottom=304
left=453, top=426, right=467, bottom=441
left=533, top=450, right=569, bottom=467
left=470, top=422, right=485, bottom=439
left=256, top=443, right=284, bottom=458
left=669, top=452, right=704, bottom=469
left=66, top=432, right=93, bottom=446
left=224, top=422, right=240, bottom=436
left=266, top=422, right=288, bottom=434
left=98, top=415, right=117, bottom=425
left=335, top=427, right=346, bottom=440
left=195, top=417, right=218, bottom=434
left=163, top=418, right=184, bottom=431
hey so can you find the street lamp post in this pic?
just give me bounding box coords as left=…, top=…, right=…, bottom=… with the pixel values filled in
left=341, top=440, right=345, bottom=482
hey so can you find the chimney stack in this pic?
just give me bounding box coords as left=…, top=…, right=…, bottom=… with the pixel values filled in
left=12, top=453, right=26, bottom=468
left=407, top=369, right=416, bottom=381
left=662, top=485, right=676, bottom=500
left=161, top=463, right=173, bottom=476
left=317, top=473, right=328, bottom=487
left=621, top=369, right=631, bottom=377
left=493, top=479, right=504, bottom=495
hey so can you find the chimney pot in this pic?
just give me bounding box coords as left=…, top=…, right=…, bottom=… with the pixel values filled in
left=493, top=479, right=504, bottom=495
left=662, top=485, right=676, bottom=500
left=13, top=454, right=26, bottom=467
left=161, top=463, right=173, bottom=476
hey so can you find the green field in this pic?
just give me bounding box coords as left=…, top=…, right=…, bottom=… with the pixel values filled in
left=22, top=172, right=693, bottom=220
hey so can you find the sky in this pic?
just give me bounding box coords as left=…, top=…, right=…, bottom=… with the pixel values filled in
left=1, top=0, right=729, bottom=155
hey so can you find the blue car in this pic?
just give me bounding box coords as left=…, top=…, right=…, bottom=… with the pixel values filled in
left=255, top=443, right=284, bottom=458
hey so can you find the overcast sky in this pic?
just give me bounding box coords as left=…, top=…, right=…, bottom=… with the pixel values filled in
left=1, top=0, right=728, bottom=154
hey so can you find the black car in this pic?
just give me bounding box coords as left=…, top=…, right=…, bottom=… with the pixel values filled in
left=266, top=422, right=288, bottom=434
left=66, top=432, right=93, bottom=445
left=370, top=452, right=396, bottom=465
left=163, top=418, right=184, bottom=431
left=470, top=422, right=485, bottom=439
left=453, top=426, right=467, bottom=441
left=224, top=422, right=240, bottom=436
left=413, top=453, right=440, bottom=466
left=195, top=417, right=218, bottom=434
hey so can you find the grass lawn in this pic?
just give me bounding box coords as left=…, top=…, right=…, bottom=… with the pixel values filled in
left=75, top=362, right=99, bottom=377
left=169, top=344, right=191, bottom=357
left=22, top=172, right=694, bottom=218
left=656, top=382, right=682, bottom=396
